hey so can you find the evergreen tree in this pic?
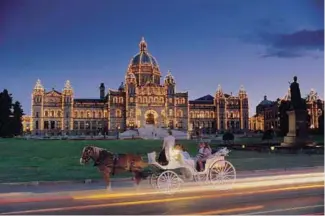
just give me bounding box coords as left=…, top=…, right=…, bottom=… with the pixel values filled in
left=0, top=89, right=13, bottom=137
left=12, top=101, right=24, bottom=136
left=278, top=100, right=290, bottom=136
left=318, top=110, right=324, bottom=135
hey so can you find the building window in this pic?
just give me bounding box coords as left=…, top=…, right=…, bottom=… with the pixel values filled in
left=93, top=111, right=96, bottom=118
left=80, top=121, right=85, bottom=129
left=116, top=109, right=122, bottom=118
left=35, top=120, right=39, bottom=130
left=44, top=121, right=49, bottom=129
left=86, top=111, right=91, bottom=118
left=51, top=111, right=54, bottom=117
left=99, top=112, right=102, bottom=118
left=74, top=111, right=78, bottom=118
left=80, top=111, right=84, bottom=118
left=119, top=97, right=123, bottom=104
left=73, top=121, right=78, bottom=130
left=44, top=111, right=48, bottom=117
left=36, top=112, right=39, bottom=118
left=169, top=109, right=173, bottom=116
left=57, top=111, right=61, bottom=117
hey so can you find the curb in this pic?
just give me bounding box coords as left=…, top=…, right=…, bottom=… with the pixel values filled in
left=0, top=166, right=323, bottom=187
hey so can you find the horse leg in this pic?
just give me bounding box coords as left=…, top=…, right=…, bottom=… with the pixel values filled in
left=101, top=168, right=112, bottom=191
left=133, top=171, right=142, bottom=191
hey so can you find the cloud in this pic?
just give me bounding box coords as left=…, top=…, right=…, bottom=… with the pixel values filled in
left=259, top=29, right=324, bottom=58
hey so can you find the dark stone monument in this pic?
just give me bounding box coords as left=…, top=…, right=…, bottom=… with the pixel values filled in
left=281, top=76, right=311, bottom=147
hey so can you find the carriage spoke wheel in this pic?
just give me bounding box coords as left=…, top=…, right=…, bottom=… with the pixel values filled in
left=149, top=173, right=158, bottom=189
left=209, top=160, right=236, bottom=190
left=157, top=170, right=181, bottom=195
left=194, top=173, right=209, bottom=185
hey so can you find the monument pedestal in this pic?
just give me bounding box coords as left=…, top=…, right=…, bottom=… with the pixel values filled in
left=281, top=109, right=311, bottom=147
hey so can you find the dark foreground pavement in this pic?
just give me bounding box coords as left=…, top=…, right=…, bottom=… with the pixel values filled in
left=0, top=182, right=323, bottom=215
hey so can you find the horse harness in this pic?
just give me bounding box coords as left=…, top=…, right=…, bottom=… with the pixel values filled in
left=94, top=149, right=136, bottom=175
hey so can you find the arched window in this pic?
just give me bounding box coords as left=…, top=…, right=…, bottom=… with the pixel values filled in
left=86, top=111, right=91, bottom=118
left=74, top=111, right=78, bottom=118
left=200, top=111, right=204, bottom=118
left=51, top=110, right=54, bottom=117
left=116, top=109, right=122, bottom=118
left=182, top=98, right=186, bottom=104
left=119, top=97, right=123, bottom=104
left=205, top=111, right=209, bottom=118
left=210, top=111, right=214, bottom=118
left=57, top=111, right=61, bottom=117
left=98, top=112, right=102, bottom=118
left=80, top=111, right=84, bottom=118
left=44, top=110, right=48, bottom=117
left=177, top=110, right=183, bottom=118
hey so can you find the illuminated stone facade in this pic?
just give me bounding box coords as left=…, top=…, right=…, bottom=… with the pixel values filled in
left=252, top=89, right=324, bottom=131
left=28, top=38, right=249, bottom=135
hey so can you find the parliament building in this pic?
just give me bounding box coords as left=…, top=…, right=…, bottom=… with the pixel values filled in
left=28, top=38, right=249, bottom=135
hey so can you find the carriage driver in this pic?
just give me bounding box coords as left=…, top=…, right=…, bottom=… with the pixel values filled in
left=162, top=130, right=176, bottom=162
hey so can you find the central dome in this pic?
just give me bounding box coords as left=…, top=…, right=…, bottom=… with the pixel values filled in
left=129, top=37, right=159, bottom=67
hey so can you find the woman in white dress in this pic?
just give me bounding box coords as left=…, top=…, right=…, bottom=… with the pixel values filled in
left=162, top=130, right=176, bottom=162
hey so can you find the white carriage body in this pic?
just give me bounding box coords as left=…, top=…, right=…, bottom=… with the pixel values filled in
left=147, top=147, right=236, bottom=195
left=147, top=147, right=229, bottom=173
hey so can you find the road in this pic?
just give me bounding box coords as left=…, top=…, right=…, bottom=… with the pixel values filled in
left=0, top=168, right=323, bottom=215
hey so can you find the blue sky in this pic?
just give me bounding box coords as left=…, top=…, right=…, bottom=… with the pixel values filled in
left=0, top=0, right=323, bottom=116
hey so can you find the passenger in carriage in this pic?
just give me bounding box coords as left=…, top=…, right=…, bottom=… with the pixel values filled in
left=180, top=145, right=191, bottom=160
left=196, top=142, right=212, bottom=172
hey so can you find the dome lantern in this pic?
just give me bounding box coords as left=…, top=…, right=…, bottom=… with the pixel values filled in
left=139, top=37, right=147, bottom=52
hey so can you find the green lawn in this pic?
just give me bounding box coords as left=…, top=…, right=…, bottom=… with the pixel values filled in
left=0, top=139, right=323, bottom=183
left=212, top=135, right=324, bottom=144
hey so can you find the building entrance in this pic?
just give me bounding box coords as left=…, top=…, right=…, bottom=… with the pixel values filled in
left=146, top=113, right=155, bottom=124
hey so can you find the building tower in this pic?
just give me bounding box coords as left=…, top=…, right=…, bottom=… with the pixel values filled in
left=99, top=83, right=105, bottom=99
left=164, top=70, right=176, bottom=128
left=215, top=84, right=226, bottom=131
left=62, top=80, right=74, bottom=132
left=238, top=85, right=249, bottom=130
left=125, top=73, right=137, bottom=128
left=31, top=79, right=45, bottom=135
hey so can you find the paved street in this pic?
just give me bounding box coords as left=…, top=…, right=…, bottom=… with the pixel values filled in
left=0, top=168, right=323, bottom=215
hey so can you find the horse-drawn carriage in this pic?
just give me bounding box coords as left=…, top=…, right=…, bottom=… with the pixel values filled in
left=146, top=147, right=236, bottom=194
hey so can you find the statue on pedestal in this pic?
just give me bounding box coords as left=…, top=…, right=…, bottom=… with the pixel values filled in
left=289, top=76, right=304, bottom=110
left=282, top=76, right=310, bottom=147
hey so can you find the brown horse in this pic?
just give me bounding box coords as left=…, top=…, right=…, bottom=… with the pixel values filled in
left=80, top=145, right=148, bottom=190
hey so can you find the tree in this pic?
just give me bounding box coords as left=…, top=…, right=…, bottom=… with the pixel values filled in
left=262, top=129, right=274, bottom=143
left=318, top=110, right=324, bottom=135
left=12, top=101, right=24, bottom=136
left=223, top=131, right=234, bottom=144
left=0, top=89, right=13, bottom=137
left=278, top=100, right=290, bottom=136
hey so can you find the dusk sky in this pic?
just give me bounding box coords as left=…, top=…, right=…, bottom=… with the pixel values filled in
left=1, top=0, right=324, bottom=116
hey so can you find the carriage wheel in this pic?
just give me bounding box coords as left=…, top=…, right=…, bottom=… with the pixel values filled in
left=193, top=173, right=209, bottom=185
left=209, top=160, right=236, bottom=190
left=156, top=170, right=181, bottom=195
left=149, top=173, right=158, bottom=189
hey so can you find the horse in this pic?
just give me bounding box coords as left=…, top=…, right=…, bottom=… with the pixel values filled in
left=79, top=145, right=148, bottom=191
